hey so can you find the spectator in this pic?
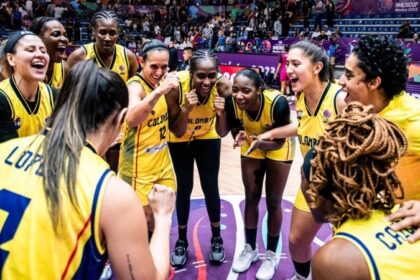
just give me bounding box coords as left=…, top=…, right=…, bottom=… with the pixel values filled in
left=168, top=40, right=179, bottom=71
left=273, top=16, right=282, bottom=38
left=313, top=0, right=324, bottom=31
left=25, top=0, right=33, bottom=18
left=177, top=46, right=193, bottom=71
left=325, top=0, right=334, bottom=28
left=398, top=20, right=414, bottom=39
left=413, top=33, right=419, bottom=44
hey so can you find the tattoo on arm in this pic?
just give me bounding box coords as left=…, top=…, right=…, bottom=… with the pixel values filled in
left=126, top=254, right=136, bottom=280
left=148, top=92, right=161, bottom=107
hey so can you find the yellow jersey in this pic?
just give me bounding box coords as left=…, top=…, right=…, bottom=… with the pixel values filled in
left=49, top=61, right=65, bottom=89
left=169, top=70, right=222, bottom=143
left=82, top=43, right=130, bottom=82
left=296, top=82, right=341, bottom=155
left=0, top=134, right=111, bottom=279
left=119, top=73, right=172, bottom=177
left=334, top=206, right=420, bottom=280
left=0, top=77, right=54, bottom=139
left=378, top=91, right=420, bottom=200
left=231, top=89, right=295, bottom=161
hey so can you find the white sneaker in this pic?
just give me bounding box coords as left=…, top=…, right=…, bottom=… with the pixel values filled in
left=289, top=271, right=312, bottom=280
left=256, top=250, right=278, bottom=280
left=99, top=262, right=112, bottom=280
left=231, top=243, right=259, bottom=273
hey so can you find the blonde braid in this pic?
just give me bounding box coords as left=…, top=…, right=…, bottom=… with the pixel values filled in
left=307, top=102, right=408, bottom=227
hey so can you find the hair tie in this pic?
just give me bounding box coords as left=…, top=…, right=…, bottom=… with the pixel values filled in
left=4, top=31, right=35, bottom=54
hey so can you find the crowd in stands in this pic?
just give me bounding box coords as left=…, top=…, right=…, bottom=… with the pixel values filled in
left=0, top=0, right=418, bottom=57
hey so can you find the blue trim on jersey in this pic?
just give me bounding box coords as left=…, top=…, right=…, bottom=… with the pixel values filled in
left=336, top=232, right=380, bottom=280
left=73, top=169, right=110, bottom=280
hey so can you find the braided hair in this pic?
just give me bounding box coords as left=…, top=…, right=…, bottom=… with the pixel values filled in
left=29, top=16, right=56, bottom=36
left=90, top=10, right=119, bottom=33
left=307, top=102, right=407, bottom=227
left=189, top=49, right=218, bottom=73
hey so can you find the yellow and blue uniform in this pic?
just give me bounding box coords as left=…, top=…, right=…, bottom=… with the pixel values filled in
left=82, top=43, right=130, bottom=82
left=0, top=77, right=54, bottom=142
left=0, top=134, right=112, bottom=279
left=295, top=82, right=342, bottom=211
left=49, top=61, right=65, bottom=89
left=378, top=91, right=420, bottom=200
left=230, top=89, right=295, bottom=161
left=169, top=70, right=224, bottom=143
left=119, top=74, right=175, bottom=205
left=334, top=206, right=420, bottom=280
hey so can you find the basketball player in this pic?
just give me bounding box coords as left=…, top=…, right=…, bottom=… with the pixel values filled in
left=66, top=10, right=138, bottom=172
left=258, top=41, right=346, bottom=280
left=303, top=102, right=420, bottom=280
left=224, top=68, right=294, bottom=280
left=119, top=40, right=178, bottom=237
left=338, top=35, right=420, bottom=201
left=66, top=10, right=138, bottom=81
left=0, top=31, right=54, bottom=143
left=166, top=49, right=231, bottom=267
left=29, top=16, right=68, bottom=90
left=0, top=60, right=174, bottom=279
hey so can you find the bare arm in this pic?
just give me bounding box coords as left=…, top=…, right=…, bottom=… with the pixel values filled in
left=257, top=123, right=298, bottom=141
left=168, top=89, right=198, bottom=138
left=65, top=47, right=87, bottom=73
left=100, top=177, right=174, bottom=280
left=125, top=73, right=179, bottom=128
left=126, top=49, right=139, bottom=78
left=312, top=239, right=370, bottom=280
left=215, top=77, right=232, bottom=137
left=335, top=90, right=347, bottom=113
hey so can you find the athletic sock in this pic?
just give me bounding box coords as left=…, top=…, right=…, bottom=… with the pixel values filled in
left=293, top=260, right=311, bottom=278
left=267, top=234, right=280, bottom=252
left=211, top=225, right=220, bottom=238
left=245, top=228, right=257, bottom=250
left=178, top=227, right=187, bottom=242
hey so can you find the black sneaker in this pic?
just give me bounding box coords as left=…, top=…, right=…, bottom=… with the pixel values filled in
left=209, top=236, right=225, bottom=264
left=170, top=239, right=188, bottom=267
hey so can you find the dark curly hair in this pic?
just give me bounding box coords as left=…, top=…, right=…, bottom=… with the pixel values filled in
left=352, top=36, right=408, bottom=100
left=307, top=102, right=407, bottom=227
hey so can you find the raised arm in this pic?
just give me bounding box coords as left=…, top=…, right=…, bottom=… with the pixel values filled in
left=100, top=177, right=174, bottom=280
left=215, top=76, right=232, bottom=137
left=125, top=72, right=178, bottom=128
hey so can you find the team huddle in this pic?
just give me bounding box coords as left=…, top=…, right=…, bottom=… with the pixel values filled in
left=1, top=10, right=420, bottom=280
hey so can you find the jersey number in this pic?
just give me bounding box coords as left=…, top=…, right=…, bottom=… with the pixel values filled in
left=159, top=126, right=167, bottom=140
left=0, top=189, right=31, bottom=273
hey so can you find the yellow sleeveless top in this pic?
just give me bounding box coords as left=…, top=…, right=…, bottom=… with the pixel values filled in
left=82, top=43, right=130, bottom=82
left=378, top=91, right=420, bottom=200
left=49, top=61, right=65, bottom=89
left=232, top=89, right=295, bottom=161
left=0, top=77, right=54, bottom=138
left=119, top=74, right=172, bottom=177
left=334, top=206, right=420, bottom=280
left=296, top=82, right=341, bottom=156
left=0, top=134, right=111, bottom=279
left=169, top=70, right=222, bottom=143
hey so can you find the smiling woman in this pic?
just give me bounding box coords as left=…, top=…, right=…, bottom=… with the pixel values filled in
left=165, top=49, right=232, bottom=268
left=66, top=10, right=138, bottom=82
left=66, top=10, right=139, bottom=173
left=0, top=31, right=55, bottom=143
left=29, top=17, right=68, bottom=90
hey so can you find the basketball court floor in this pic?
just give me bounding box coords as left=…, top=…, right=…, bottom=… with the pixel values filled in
left=171, top=114, right=333, bottom=280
